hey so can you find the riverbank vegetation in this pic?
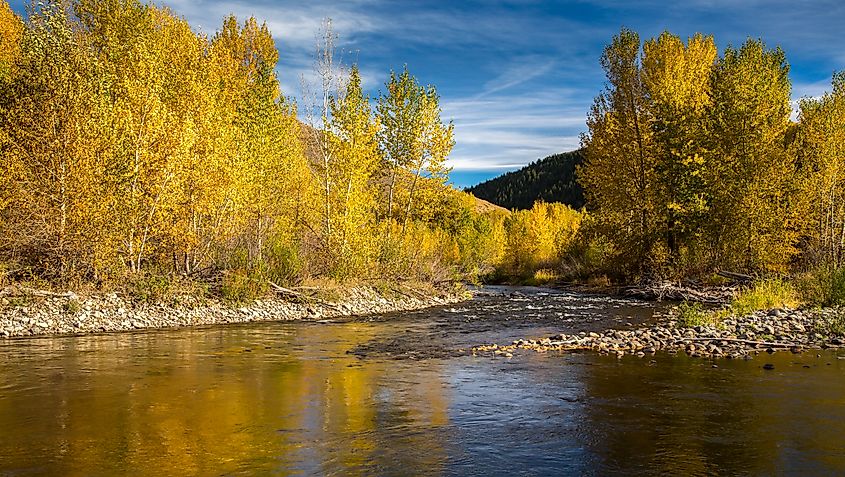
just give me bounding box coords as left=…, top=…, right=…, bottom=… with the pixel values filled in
left=578, top=29, right=845, bottom=287
left=1, top=1, right=844, bottom=314
left=0, top=0, right=507, bottom=302
left=489, top=28, right=845, bottom=312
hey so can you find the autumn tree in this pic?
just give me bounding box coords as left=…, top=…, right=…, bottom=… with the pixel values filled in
left=74, top=0, right=208, bottom=273
left=0, top=0, right=22, bottom=226
left=325, top=66, right=380, bottom=277
left=0, top=0, right=117, bottom=278
left=796, top=71, right=845, bottom=268
left=376, top=67, right=454, bottom=229
left=500, top=202, right=582, bottom=280
left=0, top=1, right=481, bottom=290
left=705, top=39, right=797, bottom=272
left=209, top=15, right=310, bottom=280
left=641, top=32, right=716, bottom=268
left=376, top=67, right=422, bottom=225
left=401, top=85, right=454, bottom=231
left=0, top=0, right=21, bottom=71
left=579, top=28, right=660, bottom=277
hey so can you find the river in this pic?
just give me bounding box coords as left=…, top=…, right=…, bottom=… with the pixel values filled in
left=1, top=287, right=844, bottom=475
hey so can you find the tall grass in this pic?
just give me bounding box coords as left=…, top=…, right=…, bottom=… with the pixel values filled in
left=730, top=279, right=800, bottom=316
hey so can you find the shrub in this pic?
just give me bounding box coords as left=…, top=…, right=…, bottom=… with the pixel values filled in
left=730, top=279, right=800, bottom=316
left=532, top=269, right=559, bottom=285
left=798, top=266, right=845, bottom=308
left=814, top=310, right=845, bottom=337
left=129, top=273, right=174, bottom=303
left=498, top=201, right=582, bottom=281
left=677, top=302, right=714, bottom=328
left=262, top=240, right=302, bottom=285
left=221, top=269, right=268, bottom=304
left=62, top=299, right=81, bottom=314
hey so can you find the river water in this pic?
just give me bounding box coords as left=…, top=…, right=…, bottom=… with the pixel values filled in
left=1, top=287, right=844, bottom=476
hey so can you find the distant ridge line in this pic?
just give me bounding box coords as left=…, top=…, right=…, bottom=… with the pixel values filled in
left=465, top=149, right=585, bottom=210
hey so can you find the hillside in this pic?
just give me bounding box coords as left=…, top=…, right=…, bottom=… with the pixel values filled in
left=473, top=196, right=509, bottom=215
left=465, top=149, right=585, bottom=210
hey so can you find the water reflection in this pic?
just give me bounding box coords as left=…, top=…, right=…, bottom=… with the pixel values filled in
left=1, top=292, right=844, bottom=475
left=0, top=324, right=454, bottom=476
left=577, top=352, right=845, bottom=476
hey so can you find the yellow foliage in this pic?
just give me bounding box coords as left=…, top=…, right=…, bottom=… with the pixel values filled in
left=0, top=0, right=475, bottom=289
left=499, top=202, right=582, bottom=280
left=0, top=0, right=21, bottom=69
left=582, top=28, right=801, bottom=279
left=796, top=72, right=845, bottom=268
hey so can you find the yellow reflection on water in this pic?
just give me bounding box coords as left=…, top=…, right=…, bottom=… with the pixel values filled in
left=0, top=323, right=453, bottom=476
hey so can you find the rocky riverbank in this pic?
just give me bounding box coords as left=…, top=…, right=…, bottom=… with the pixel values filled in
left=473, top=306, right=845, bottom=360
left=0, top=284, right=470, bottom=339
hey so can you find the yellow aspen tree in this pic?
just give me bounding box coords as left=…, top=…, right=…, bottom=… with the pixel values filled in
left=327, top=65, right=380, bottom=277
left=376, top=67, right=454, bottom=233
left=0, top=0, right=23, bottom=226
left=796, top=72, right=845, bottom=267
left=217, top=16, right=311, bottom=281
left=78, top=0, right=205, bottom=273
left=579, top=28, right=660, bottom=278
left=401, top=84, right=454, bottom=232
left=641, top=32, right=716, bottom=271
left=0, top=0, right=116, bottom=278
left=236, top=58, right=309, bottom=273
left=706, top=39, right=797, bottom=272
left=0, top=0, right=21, bottom=71
left=376, top=67, right=423, bottom=225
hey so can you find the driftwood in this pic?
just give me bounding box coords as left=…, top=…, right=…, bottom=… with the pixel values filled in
left=398, top=283, right=430, bottom=299
left=678, top=337, right=798, bottom=348
left=0, top=286, right=78, bottom=299
left=716, top=271, right=755, bottom=283
left=622, top=282, right=734, bottom=304
left=268, top=281, right=340, bottom=309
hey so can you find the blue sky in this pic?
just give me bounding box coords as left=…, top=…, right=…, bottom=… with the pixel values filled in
left=10, top=0, right=845, bottom=188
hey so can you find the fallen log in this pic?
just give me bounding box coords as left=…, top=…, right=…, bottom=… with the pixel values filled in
left=677, top=337, right=797, bottom=348
left=268, top=281, right=340, bottom=309
left=622, top=282, right=733, bottom=304
left=0, top=287, right=78, bottom=299
left=716, top=271, right=754, bottom=283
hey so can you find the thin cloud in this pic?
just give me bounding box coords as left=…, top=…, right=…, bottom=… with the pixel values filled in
left=476, top=58, right=558, bottom=98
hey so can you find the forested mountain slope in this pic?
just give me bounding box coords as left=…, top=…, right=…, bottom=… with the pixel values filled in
left=465, top=149, right=585, bottom=210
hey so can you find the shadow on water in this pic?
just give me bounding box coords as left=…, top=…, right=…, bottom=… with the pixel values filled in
left=0, top=287, right=843, bottom=475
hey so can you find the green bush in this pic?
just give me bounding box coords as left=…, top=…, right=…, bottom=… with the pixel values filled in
left=798, top=266, right=845, bottom=307
left=677, top=302, right=714, bottom=328
left=129, top=273, right=173, bottom=303
left=62, top=299, right=81, bottom=314
left=814, top=310, right=845, bottom=337
left=259, top=240, right=302, bottom=285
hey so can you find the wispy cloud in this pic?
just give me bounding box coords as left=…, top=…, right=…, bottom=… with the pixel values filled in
left=477, top=57, right=558, bottom=98
left=441, top=83, right=590, bottom=170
